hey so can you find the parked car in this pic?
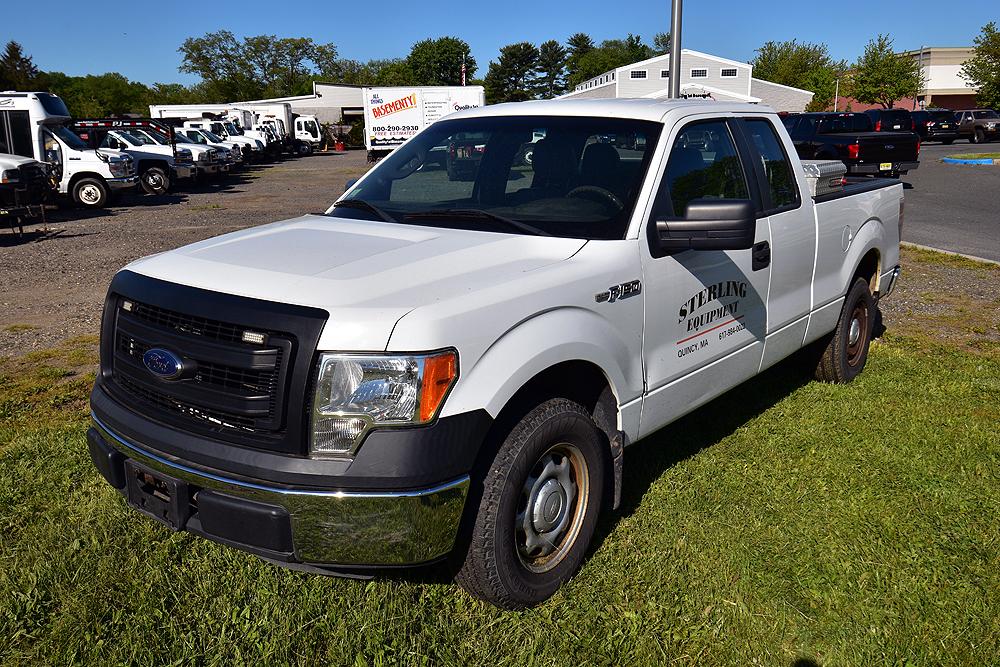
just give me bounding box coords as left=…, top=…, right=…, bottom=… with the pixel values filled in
left=910, top=109, right=958, bottom=144
left=0, top=153, right=51, bottom=208
left=0, top=92, right=136, bottom=208
left=88, top=99, right=904, bottom=609
left=863, top=108, right=913, bottom=132
left=954, top=109, right=1000, bottom=144
left=783, top=112, right=920, bottom=178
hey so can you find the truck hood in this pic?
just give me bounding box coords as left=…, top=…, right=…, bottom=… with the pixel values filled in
left=125, top=214, right=587, bottom=350
left=0, top=154, right=41, bottom=169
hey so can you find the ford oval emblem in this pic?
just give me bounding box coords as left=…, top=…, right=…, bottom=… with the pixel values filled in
left=142, top=348, right=184, bottom=380
left=885, top=144, right=894, bottom=150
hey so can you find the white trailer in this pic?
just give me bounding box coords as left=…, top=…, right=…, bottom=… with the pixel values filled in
left=362, top=86, right=485, bottom=161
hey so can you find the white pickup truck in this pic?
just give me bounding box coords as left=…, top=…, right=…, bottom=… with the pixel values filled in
left=88, top=100, right=902, bottom=609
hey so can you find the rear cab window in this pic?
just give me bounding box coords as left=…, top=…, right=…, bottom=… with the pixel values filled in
left=743, top=118, right=799, bottom=212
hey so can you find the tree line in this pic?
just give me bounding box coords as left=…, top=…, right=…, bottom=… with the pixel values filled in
left=2, top=22, right=998, bottom=119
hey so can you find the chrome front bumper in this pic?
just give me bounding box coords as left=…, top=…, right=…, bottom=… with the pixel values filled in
left=90, top=414, right=470, bottom=566
left=173, top=164, right=195, bottom=180
left=107, top=175, right=139, bottom=190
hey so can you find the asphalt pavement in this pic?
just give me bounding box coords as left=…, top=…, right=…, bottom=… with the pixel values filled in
left=901, top=142, right=1000, bottom=262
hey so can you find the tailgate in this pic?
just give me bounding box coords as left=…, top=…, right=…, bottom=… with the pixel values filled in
left=858, top=132, right=918, bottom=163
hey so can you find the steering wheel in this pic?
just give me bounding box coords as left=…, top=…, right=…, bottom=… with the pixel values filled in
left=566, top=185, right=624, bottom=210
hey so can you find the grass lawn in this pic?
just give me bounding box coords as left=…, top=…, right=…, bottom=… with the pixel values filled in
left=1, top=252, right=999, bottom=665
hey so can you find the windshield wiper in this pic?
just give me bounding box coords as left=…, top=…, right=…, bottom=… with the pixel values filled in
left=332, top=199, right=396, bottom=223
left=404, top=208, right=551, bottom=237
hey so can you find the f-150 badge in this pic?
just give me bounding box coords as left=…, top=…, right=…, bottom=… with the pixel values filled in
left=595, top=280, right=642, bottom=303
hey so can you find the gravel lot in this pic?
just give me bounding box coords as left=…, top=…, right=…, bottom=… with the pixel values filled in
left=1, top=148, right=995, bottom=356
left=1, top=151, right=370, bottom=353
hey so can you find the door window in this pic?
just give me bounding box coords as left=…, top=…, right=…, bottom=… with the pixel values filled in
left=9, top=111, right=34, bottom=158
left=657, top=120, right=749, bottom=218
left=743, top=118, right=798, bottom=211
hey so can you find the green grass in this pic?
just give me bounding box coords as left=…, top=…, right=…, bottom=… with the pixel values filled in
left=1, top=324, right=39, bottom=333
left=1, top=330, right=998, bottom=664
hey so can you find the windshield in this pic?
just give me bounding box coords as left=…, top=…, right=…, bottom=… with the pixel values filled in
left=203, top=130, right=225, bottom=142
left=337, top=115, right=663, bottom=240
left=974, top=110, right=999, bottom=120
left=50, top=124, right=89, bottom=151
left=37, top=93, right=71, bottom=117
left=224, top=122, right=243, bottom=135
left=120, top=131, right=149, bottom=146
left=929, top=110, right=954, bottom=122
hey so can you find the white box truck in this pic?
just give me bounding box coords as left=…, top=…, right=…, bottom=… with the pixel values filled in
left=363, top=86, right=485, bottom=161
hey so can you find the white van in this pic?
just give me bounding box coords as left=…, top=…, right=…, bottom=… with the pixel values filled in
left=0, top=92, right=137, bottom=208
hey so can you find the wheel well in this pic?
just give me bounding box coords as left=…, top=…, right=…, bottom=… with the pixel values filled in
left=137, top=159, right=168, bottom=174
left=853, top=248, right=881, bottom=293
left=68, top=172, right=105, bottom=190
left=473, top=360, right=621, bottom=509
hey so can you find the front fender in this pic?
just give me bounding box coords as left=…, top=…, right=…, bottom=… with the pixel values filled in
left=440, top=307, right=643, bottom=438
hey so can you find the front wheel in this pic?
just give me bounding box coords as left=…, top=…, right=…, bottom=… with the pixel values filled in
left=298, top=142, right=313, bottom=156
left=815, top=277, right=875, bottom=383
left=140, top=167, right=170, bottom=195
left=455, top=398, right=606, bottom=609
left=972, top=128, right=985, bottom=144
left=72, top=177, right=109, bottom=209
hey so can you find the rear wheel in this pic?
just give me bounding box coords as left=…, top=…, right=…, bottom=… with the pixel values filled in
left=942, top=139, right=955, bottom=145
left=72, top=177, right=109, bottom=209
left=456, top=398, right=606, bottom=609
left=815, top=277, right=875, bottom=383
left=140, top=167, right=170, bottom=195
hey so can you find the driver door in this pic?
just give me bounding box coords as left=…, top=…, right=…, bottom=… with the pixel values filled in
left=638, top=116, right=771, bottom=438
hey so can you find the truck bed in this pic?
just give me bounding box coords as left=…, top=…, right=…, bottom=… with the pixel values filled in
left=812, top=177, right=900, bottom=203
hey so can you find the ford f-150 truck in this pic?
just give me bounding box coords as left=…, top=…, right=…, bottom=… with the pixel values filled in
left=88, top=100, right=903, bottom=609
left=783, top=112, right=920, bottom=178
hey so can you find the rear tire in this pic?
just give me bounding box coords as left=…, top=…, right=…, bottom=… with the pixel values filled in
left=942, top=139, right=954, bottom=145
left=815, top=277, right=875, bottom=383
left=72, top=177, right=109, bottom=209
left=455, top=398, right=606, bottom=609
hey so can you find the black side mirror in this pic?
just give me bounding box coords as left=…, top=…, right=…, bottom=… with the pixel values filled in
left=656, top=200, right=756, bottom=251
left=345, top=178, right=359, bottom=192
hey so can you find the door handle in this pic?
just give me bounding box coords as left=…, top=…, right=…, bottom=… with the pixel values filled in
left=752, top=241, right=770, bottom=271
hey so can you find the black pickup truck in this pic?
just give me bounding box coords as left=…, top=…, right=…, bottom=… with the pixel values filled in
left=782, top=112, right=920, bottom=178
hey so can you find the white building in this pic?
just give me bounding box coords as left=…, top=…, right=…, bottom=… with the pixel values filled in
left=243, top=82, right=365, bottom=125
left=560, top=49, right=814, bottom=112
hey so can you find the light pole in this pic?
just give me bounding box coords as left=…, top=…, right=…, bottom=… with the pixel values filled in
left=669, top=0, right=682, bottom=99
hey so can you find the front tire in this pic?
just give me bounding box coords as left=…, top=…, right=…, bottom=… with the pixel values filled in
left=815, top=277, right=875, bottom=383
left=140, top=167, right=170, bottom=195
left=972, top=128, right=985, bottom=144
left=456, top=398, right=606, bottom=609
left=72, top=177, right=109, bottom=209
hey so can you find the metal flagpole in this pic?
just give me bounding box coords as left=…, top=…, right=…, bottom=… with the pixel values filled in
left=669, top=0, right=682, bottom=99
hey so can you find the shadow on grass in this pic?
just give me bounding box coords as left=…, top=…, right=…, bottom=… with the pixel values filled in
left=589, top=343, right=817, bottom=552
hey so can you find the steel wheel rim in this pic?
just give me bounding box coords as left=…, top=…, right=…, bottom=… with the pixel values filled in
left=846, top=301, right=869, bottom=366
left=145, top=172, right=165, bottom=192
left=79, top=184, right=101, bottom=204
left=515, top=442, right=589, bottom=573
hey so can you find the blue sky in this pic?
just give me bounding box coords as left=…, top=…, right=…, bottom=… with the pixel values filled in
left=3, top=0, right=992, bottom=85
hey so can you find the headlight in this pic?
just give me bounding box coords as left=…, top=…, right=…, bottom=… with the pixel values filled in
left=310, top=351, right=458, bottom=457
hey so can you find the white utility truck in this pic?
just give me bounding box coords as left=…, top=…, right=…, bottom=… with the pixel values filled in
left=88, top=100, right=902, bottom=610
left=1, top=92, right=136, bottom=208
left=148, top=105, right=271, bottom=158
left=362, top=85, right=485, bottom=161
left=71, top=120, right=195, bottom=195
left=122, top=125, right=226, bottom=176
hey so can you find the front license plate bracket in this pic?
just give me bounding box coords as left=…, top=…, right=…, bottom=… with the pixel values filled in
left=125, top=460, right=190, bottom=531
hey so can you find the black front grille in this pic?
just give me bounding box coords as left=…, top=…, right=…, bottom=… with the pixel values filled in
left=108, top=298, right=294, bottom=442
left=98, top=271, right=328, bottom=455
